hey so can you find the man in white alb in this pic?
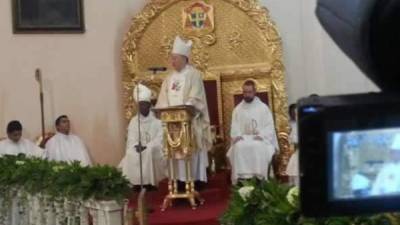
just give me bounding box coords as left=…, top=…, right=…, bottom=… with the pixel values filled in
left=156, top=36, right=212, bottom=182
left=0, top=121, right=44, bottom=225
left=119, top=84, right=166, bottom=186
left=371, top=133, right=400, bottom=196
left=0, top=120, right=43, bottom=157
left=227, top=80, right=279, bottom=184
left=45, top=115, right=92, bottom=166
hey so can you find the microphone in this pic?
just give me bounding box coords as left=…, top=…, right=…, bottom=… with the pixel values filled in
left=35, top=69, right=42, bottom=86
left=148, top=67, right=167, bottom=74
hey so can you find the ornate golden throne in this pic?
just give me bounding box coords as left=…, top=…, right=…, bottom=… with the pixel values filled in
left=121, top=0, right=291, bottom=177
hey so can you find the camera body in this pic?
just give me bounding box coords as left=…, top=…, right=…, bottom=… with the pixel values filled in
left=298, top=0, right=400, bottom=216
left=316, top=0, right=400, bottom=91
left=299, top=93, right=400, bottom=216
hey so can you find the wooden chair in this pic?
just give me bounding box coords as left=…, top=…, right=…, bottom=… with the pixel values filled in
left=203, top=78, right=226, bottom=171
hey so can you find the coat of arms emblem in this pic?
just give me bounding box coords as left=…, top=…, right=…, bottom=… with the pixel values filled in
left=183, top=1, right=214, bottom=35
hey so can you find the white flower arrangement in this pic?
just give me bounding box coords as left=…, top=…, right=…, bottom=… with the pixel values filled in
left=238, top=186, right=255, bottom=201
left=15, top=160, right=25, bottom=165
left=52, top=165, right=65, bottom=172
left=286, top=186, right=299, bottom=206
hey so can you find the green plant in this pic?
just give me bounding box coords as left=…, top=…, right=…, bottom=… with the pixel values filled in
left=221, top=179, right=400, bottom=225
left=83, top=165, right=132, bottom=202
left=0, top=154, right=27, bottom=191
left=0, top=155, right=132, bottom=203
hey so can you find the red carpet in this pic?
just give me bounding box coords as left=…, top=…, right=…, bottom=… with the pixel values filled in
left=129, top=171, right=231, bottom=225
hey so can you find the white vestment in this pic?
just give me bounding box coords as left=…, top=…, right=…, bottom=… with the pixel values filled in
left=119, top=112, right=166, bottom=186
left=156, top=64, right=212, bottom=182
left=289, top=121, right=298, bottom=145
left=0, top=138, right=44, bottom=157
left=0, top=138, right=43, bottom=225
left=371, top=163, right=400, bottom=196
left=287, top=121, right=299, bottom=184
left=351, top=173, right=370, bottom=191
left=45, top=132, right=92, bottom=166
left=227, top=97, right=279, bottom=184
left=287, top=151, right=299, bottom=181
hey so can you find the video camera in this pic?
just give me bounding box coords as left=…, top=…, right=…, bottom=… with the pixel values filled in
left=299, top=0, right=400, bottom=217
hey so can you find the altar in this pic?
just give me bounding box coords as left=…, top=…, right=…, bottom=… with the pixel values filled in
left=122, top=0, right=290, bottom=224
left=122, top=0, right=291, bottom=179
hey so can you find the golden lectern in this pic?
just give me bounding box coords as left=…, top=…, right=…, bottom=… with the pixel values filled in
left=153, top=105, right=204, bottom=211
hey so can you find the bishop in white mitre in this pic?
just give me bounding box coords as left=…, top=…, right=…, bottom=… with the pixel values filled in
left=156, top=36, right=212, bottom=182
left=0, top=120, right=43, bottom=157
left=119, top=84, right=166, bottom=186
left=371, top=133, right=400, bottom=196
left=227, top=80, right=279, bottom=184
left=45, top=115, right=92, bottom=166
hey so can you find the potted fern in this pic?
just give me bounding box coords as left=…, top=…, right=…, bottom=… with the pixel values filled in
left=83, top=165, right=132, bottom=225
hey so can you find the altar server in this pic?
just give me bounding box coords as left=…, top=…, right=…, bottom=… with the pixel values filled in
left=45, top=115, right=92, bottom=166
left=0, top=120, right=43, bottom=157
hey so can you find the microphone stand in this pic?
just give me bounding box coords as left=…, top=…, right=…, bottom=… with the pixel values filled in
left=35, top=69, right=46, bottom=148
left=135, top=67, right=166, bottom=222
left=134, top=79, right=150, bottom=223
left=135, top=80, right=146, bottom=190
left=136, top=67, right=166, bottom=191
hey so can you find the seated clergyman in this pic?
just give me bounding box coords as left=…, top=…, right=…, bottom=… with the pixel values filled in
left=119, top=84, right=166, bottom=186
left=0, top=120, right=43, bottom=157
left=227, top=80, right=279, bottom=184
left=45, top=115, right=92, bottom=166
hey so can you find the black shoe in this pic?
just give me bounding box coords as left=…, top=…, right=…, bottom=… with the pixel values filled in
left=195, top=181, right=206, bottom=191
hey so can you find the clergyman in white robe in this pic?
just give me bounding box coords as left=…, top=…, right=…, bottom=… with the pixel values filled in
left=156, top=36, right=212, bottom=182
left=371, top=163, right=400, bottom=196
left=45, top=132, right=92, bottom=166
left=371, top=133, right=400, bottom=196
left=45, top=115, right=92, bottom=166
left=0, top=120, right=45, bottom=225
left=120, top=111, right=166, bottom=186
left=119, top=84, right=166, bottom=186
left=0, top=138, right=43, bottom=157
left=227, top=96, right=279, bottom=184
left=0, top=120, right=44, bottom=158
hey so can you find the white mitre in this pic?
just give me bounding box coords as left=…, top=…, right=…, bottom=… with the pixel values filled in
left=172, top=36, right=192, bottom=57
left=391, top=133, right=400, bottom=150
left=133, top=83, right=152, bottom=102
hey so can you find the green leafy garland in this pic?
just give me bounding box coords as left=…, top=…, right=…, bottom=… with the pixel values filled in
left=0, top=154, right=132, bottom=203
left=221, top=179, right=400, bottom=225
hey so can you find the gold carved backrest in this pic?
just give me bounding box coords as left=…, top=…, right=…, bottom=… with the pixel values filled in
left=225, top=78, right=273, bottom=139
left=122, top=0, right=290, bottom=176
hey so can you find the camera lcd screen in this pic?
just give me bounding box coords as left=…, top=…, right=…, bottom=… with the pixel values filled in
left=299, top=93, right=400, bottom=216
left=330, top=128, right=400, bottom=201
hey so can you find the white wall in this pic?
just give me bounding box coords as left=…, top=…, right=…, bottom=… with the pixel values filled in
left=0, top=0, right=379, bottom=165
left=261, top=0, right=379, bottom=104
left=0, top=0, right=147, bottom=165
